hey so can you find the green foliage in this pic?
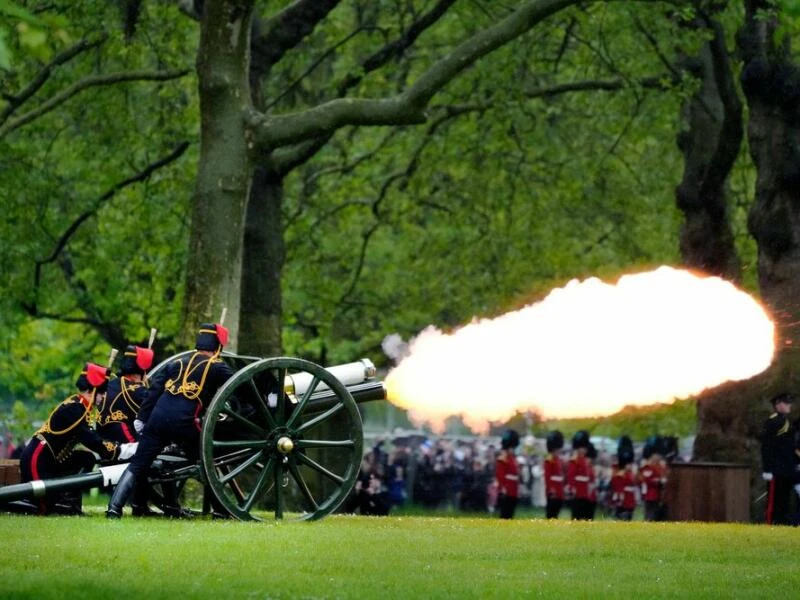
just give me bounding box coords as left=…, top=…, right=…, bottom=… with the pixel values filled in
left=282, top=2, right=688, bottom=365
left=0, top=0, right=770, bottom=438
left=0, top=1, right=197, bottom=403
left=0, top=0, right=70, bottom=69
left=536, top=397, right=698, bottom=442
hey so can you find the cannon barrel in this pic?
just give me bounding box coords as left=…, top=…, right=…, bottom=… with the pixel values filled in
left=0, top=463, right=129, bottom=504
left=303, top=380, right=386, bottom=414
left=286, top=359, right=376, bottom=396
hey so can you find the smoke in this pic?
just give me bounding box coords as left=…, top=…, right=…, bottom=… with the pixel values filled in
left=381, top=333, right=409, bottom=363
left=383, top=266, right=775, bottom=434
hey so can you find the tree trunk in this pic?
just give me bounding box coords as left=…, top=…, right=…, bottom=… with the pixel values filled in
left=678, top=9, right=749, bottom=466
left=182, top=0, right=255, bottom=351
left=740, top=2, right=800, bottom=354
left=239, top=165, right=285, bottom=357
left=678, top=10, right=748, bottom=462
left=696, top=1, right=800, bottom=521
left=675, top=13, right=742, bottom=281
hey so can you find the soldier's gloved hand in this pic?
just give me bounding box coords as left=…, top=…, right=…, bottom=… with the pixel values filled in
left=795, top=483, right=800, bottom=497
left=119, top=442, right=139, bottom=460
left=134, top=419, right=145, bottom=434
left=762, top=472, right=773, bottom=481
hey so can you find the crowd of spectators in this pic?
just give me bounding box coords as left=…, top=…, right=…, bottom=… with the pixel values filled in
left=345, top=432, right=680, bottom=519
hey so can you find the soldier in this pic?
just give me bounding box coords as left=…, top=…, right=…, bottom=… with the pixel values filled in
left=610, top=436, right=637, bottom=521
left=566, top=430, right=595, bottom=520
left=106, top=322, right=235, bottom=518
left=760, top=392, right=798, bottom=525
left=639, top=435, right=668, bottom=522
left=20, top=362, right=138, bottom=515
left=97, top=344, right=157, bottom=516
left=97, top=345, right=154, bottom=443
left=495, top=429, right=520, bottom=519
left=543, top=430, right=565, bottom=519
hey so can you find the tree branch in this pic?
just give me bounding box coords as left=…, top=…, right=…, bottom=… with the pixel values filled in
left=251, top=0, right=342, bottom=73
left=334, top=104, right=484, bottom=306
left=249, top=0, right=582, bottom=150
left=336, top=0, right=459, bottom=94
left=0, top=35, right=107, bottom=125
left=522, top=74, right=675, bottom=97
left=264, top=26, right=377, bottom=111
left=272, top=134, right=334, bottom=175
left=632, top=13, right=682, bottom=80
left=28, top=142, right=190, bottom=314
left=0, top=69, right=190, bottom=139
left=267, top=0, right=459, bottom=171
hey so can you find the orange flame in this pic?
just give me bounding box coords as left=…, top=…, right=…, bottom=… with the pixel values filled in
left=385, top=267, right=775, bottom=434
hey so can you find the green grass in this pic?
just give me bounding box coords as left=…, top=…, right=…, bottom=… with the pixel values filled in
left=1, top=509, right=799, bottom=599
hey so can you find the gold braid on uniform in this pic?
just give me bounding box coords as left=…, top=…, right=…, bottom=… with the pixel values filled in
left=121, top=377, right=142, bottom=413
left=37, top=395, right=88, bottom=436
left=168, top=349, right=220, bottom=401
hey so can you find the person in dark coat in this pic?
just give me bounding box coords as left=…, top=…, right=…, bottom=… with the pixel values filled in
left=97, top=345, right=154, bottom=444
left=106, top=323, right=234, bottom=518
left=97, top=344, right=157, bottom=515
left=760, top=392, right=798, bottom=525
left=20, top=362, right=137, bottom=514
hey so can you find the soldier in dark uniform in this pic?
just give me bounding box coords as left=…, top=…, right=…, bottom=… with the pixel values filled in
left=543, top=430, right=565, bottom=519
left=760, top=392, right=798, bottom=525
left=97, top=345, right=154, bottom=444
left=106, top=323, right=235, bottom=518
left=97, top=344, right=156, bottom=515
left=20, top=362, right=138, bottom=515
left=495, top=429, right=520, bottom=519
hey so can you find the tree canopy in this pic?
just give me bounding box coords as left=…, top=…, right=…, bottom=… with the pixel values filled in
left=2, top=0, right=799, bottom=454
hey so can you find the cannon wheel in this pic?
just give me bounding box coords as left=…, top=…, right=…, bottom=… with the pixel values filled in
left=201, top=357, right=363, bottom=521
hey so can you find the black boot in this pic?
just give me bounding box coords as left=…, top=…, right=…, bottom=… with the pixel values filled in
left=53, top=491, right=84, bottom=516
left=131, top=481, right=157, bottom=517
left=208, top=489, right=232, bottom=520
left=106, top=469, right=137, bottom=519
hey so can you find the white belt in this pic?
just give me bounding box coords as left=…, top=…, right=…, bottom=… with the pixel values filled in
left=575, top=476, right=590, bottom=482
left=549, top=476, right=564, bottom=482
left=505, top=474, right=518, bottom=481
left=624, top=486, right=637, bottom=492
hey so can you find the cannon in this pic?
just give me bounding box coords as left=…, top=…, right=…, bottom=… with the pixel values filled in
left=0, top=354, right=386, bottom=522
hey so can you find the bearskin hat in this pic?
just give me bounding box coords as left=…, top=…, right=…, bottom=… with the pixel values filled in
left=572, top=429, right=590, bottom=450
left=617, top=435, right=634, bottom=467
left=501, top=429, right=520, bottom=450
left=642, top=435, right=665, bottom=460
left=546, top=430, right=564, bottom=452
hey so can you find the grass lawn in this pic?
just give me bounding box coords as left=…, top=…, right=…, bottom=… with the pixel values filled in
left=1, top=507, right=798, bottom=599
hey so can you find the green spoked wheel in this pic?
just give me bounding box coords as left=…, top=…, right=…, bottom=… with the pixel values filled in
left=201, top=357, right=364, bottom=521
